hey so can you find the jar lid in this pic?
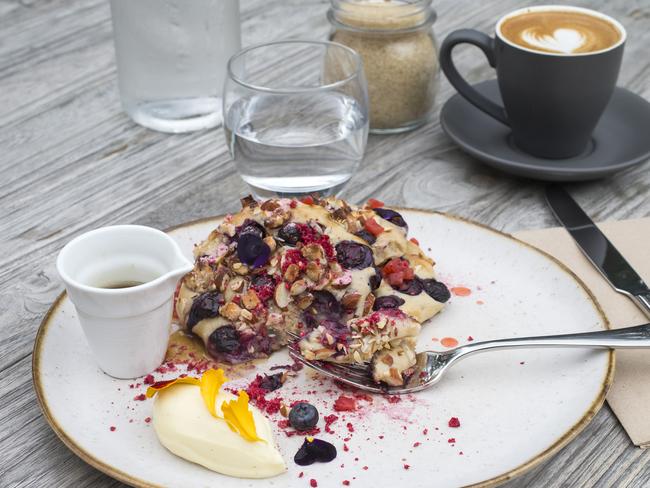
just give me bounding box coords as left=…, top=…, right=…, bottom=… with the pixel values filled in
left=329, top=0, right=436, bottom=32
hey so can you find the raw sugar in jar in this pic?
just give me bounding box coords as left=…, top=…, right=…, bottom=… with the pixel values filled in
left=328, top=0, right=439, bottom=133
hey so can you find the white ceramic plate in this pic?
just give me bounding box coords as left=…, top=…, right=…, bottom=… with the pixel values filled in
left=33, top=210, right=613, bottom=488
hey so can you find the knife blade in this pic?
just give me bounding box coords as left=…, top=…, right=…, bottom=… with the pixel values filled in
left=545, top=185, right=650, bottom=318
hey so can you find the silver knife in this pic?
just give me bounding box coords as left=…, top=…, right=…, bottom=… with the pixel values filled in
left=545, top=185, right=650, bottom=318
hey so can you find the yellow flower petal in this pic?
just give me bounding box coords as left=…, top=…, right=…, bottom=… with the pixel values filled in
left=221, top=390, right=263, bottom=442
left=145, top=376, right=200, bottom=398
left=199, top=368, right=228, bottom=417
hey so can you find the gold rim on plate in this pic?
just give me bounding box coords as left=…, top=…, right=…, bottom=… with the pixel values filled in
left=32, top=209, right=615, bottom=488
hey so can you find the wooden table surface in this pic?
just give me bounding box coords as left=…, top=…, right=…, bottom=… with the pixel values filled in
left=2, top=0, right=649, bottom=486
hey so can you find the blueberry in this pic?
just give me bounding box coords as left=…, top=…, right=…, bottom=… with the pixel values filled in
left=187, top=291, right=224, bottom=330
left=395, top=278, right=423, bottom=296
left=374, top=208, right=407, bottom=229
left=294, top=437, right=337, bottom=466
left=320, top=319, right=349, bottom=342
left=373, top=295, right=405, bottom=310
left=369, top=266, right=382, bottom=290
left=355, top=229, right=376, bottom=245
left=277, top=222, right=302, bottom=245
left=208, top=325, right=240, bottom=354
left=236, top=219, right=266, bottom=240
left=421, top=278, right=451, bottom=303
left=237, top=234, right=271, bottom=268
left=335, top=241, right=374, bottom=269
left=289, top=402, right=319, bottom=431
left=259, top=373, right=284, bottom=392
left=304, top=290, right=342, bottom=328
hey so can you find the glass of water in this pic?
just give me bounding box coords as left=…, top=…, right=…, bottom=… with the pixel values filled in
left=109, top=0, right=241, bottom=133
left=224, top=40, right=369, bottom=198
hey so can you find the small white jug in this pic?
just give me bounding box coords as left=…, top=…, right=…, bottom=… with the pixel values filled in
left=56, top=225, right=193, bottom=378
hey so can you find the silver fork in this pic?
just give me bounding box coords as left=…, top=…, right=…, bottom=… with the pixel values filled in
left=287, top=324, right=650, bottom=394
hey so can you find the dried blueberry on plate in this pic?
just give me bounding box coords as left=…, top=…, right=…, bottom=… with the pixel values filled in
left=277, top=222, right=302, bottom=245
left=373, top=295, right=405, bottom=310
left=259, top=373, right=284, bottom=392
left=421, top=278, right=451, bottom=303
left=237, top=234, right=271, bottom=268
left=294, top=437, right=337, bottom=466
left=374, top=208, right=407, bottom=229
left=335, top=241, right=373, bottom=269
left=208, top=325, right=240, bottom=354
left=289, top=402, right=319, bottom=431
left=187, top=291, right=224, bottom=330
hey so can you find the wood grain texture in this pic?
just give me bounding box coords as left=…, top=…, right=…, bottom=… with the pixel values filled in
left=1, top=0, right=649, bottom=486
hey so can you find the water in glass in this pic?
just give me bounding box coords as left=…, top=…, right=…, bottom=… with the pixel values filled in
left=225, top=91, right=368, bottom=198
left=110, top=0, right=240, bottom=133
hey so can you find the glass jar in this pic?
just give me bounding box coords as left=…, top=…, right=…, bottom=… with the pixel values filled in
left=328, top=0, right=439, bottom=133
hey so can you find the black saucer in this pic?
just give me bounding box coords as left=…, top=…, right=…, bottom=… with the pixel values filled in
left=440, top=80, right=650, bottom=181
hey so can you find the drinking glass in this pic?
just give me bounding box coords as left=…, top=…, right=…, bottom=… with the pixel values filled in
left=109, top=0, right=241, bottom=133
left=223, top=40, right=369, bottom=198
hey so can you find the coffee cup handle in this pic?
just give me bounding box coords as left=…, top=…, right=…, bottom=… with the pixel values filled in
left=440, top=29, right=509, bottom=126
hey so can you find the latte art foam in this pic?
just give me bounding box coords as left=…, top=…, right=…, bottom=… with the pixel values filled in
left=521, top=27, right=586, bottom=54
left=500, top=10, right=622, bottom=54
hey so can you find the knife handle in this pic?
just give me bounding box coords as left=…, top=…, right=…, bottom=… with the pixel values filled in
left=631, top=293, right=650, bottom=320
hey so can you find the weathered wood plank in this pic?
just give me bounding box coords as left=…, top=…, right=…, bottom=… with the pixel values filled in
left=1, top=0, right=650, bottom=486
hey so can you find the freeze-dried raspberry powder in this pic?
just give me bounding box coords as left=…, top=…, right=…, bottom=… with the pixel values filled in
left=334, top=395, right=357, bottom=412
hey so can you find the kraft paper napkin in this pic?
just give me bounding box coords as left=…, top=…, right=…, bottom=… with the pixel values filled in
left=514, top=218, right=650, bottom=448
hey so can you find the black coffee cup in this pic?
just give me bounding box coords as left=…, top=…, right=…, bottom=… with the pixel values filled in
left=440, top=6, right=626, bottom=159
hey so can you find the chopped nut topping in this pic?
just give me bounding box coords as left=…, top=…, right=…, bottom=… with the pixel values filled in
left=220, top=302, right=242, bottom=321
left=305, top=261, right=324, bottom=282
left=232, top=262, right=249, bottom=275
left=283, top=263, right=300, bottom=282
left=389, top=367, right=401, bottom=381
left=260, top=200, right=280, bottom=211
left=290, top=279, right=308, bottom=296
left=265, top=209, right=290, bottom=228
left=241, top=289, right=260, bottom=310
left=280, top=403, right=290, bottom=417
left=263, top=235, right=277, bottom=253
left=240, top=195, right=258, bottom=208
left=296, top=293, right=314, bottom=309
left=341, top=292, right=361, bottom=311
left=274, top=283, right=290, bottom=309
left=214, top=266, right=231, bottom=292
left=302, top=243, right=325, bottom=261
left=229, top=276, right=245, bottom=292
left=240, top=309, right=254, bottom=322
left=363, top=294, right=375, bottom=315
left=218, top=222, right=236, bottom=237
